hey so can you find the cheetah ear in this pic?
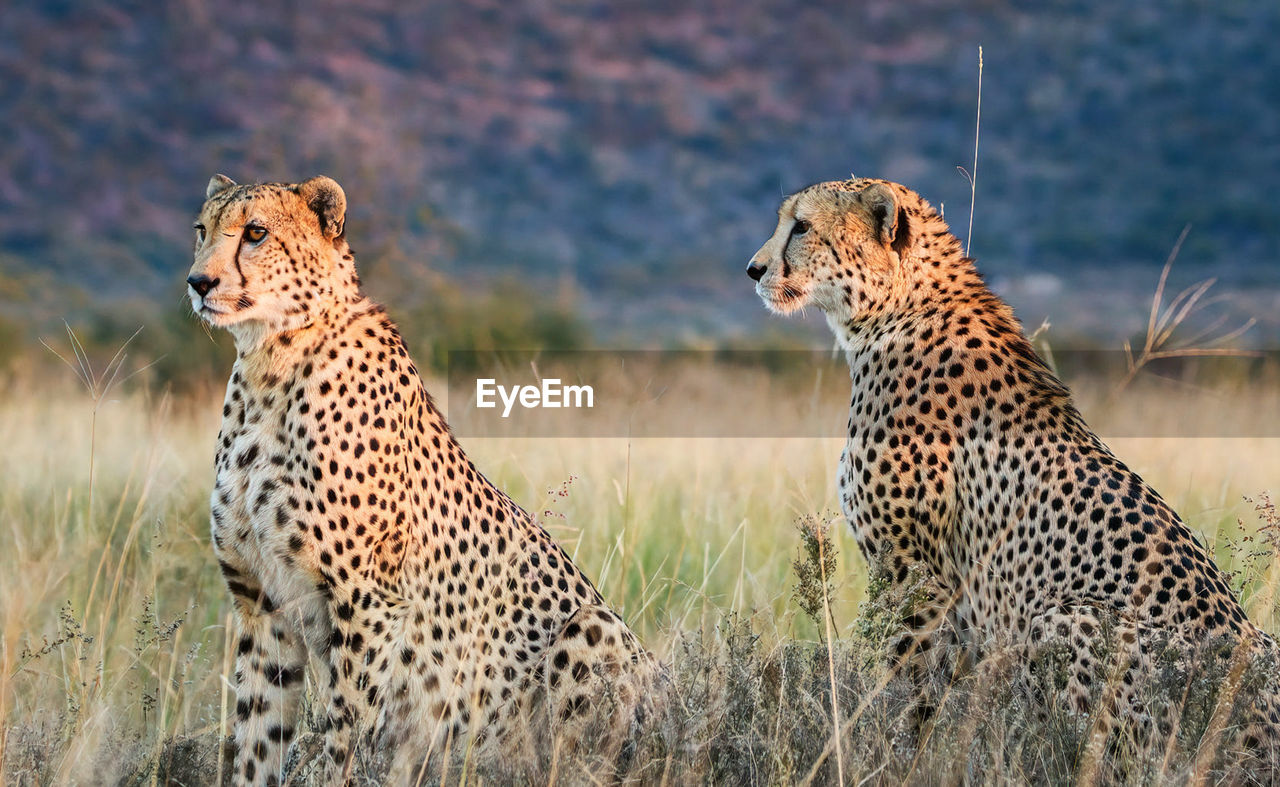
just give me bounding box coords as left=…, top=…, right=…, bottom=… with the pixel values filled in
left=206, top=174, right=236, bottom=199
left=859, top=183, right=913, bottom=258
left=297, top=176, right=347, bottom=240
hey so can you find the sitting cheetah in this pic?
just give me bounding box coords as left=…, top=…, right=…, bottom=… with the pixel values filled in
left=747, top=177, right=1280, bottom=761
left=188, top=174, right=662, bottom=784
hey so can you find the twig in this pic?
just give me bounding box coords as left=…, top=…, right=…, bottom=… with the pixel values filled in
left=1116, top=226, right=1259, bottom=393
left=40, top=324, right=149, bottom=529
left=966, top=46, right=983, bottom=257
left=817, top=524, right=845, bottom=786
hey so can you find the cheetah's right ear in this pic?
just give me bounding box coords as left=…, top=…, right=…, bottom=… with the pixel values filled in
left=206, top=174, right=236, bottom=199
left=297, top=176, right=347, bottom=241
left=859, top=183, right=913, bottom=259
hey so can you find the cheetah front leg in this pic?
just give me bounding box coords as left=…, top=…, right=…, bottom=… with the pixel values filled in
left=1025, top=605, right=1149, bottom=765
left=509, top=604, right=665, bottom=770
left=880, top=574, right=964, bottom=738
left=222, top=567, right=309, bottom=787
left=863, top=575, right=969, bottom=749
left=315, top=589, right=393, bottom=783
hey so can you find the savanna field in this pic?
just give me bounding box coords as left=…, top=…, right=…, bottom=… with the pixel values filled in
left=1, top=343, right=1277, bottom=785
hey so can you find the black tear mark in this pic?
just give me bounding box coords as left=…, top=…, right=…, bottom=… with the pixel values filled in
left=233, top=237, right=247, bottom=287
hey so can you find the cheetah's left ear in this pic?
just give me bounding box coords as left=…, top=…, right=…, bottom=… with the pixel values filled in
left=297, top=176, right=347, bottom=241
left=859, top=183, right=913, bottom=259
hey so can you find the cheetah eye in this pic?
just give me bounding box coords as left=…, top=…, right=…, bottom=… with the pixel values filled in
left=193, top=224, right=206, bottom=245
left=790, top=219, right=811, bottom=237
left=244, top=225, right=267, bottom=244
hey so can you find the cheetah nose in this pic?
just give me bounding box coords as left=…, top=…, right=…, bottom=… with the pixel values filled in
left=187, top=274, right=220, bottom=297
left=746, top=262, right=767, bottom=281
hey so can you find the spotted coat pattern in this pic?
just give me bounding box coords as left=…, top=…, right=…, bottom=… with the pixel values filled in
left=748, top=177, right=1280, bottom=757
left=187, top=175, right=661, bottom=785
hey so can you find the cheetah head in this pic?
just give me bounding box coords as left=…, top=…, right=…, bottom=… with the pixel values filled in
left=187, top=174, right=353, bottom=345
left=747, top=178, right=919, bottom=320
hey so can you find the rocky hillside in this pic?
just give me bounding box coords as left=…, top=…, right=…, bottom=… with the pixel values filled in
left=3, top=0, right=1278, bottom=348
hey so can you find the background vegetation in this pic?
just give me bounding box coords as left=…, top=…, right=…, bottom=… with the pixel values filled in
left=3, top=0, right=1280, bottom=364
left=1, top=358, right=1278, bottom=784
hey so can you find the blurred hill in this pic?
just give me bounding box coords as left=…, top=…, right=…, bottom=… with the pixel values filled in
left=2, top=0, right=1279, bottom=366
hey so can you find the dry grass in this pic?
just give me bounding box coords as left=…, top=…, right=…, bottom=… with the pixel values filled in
left=0, top=358, right=1277, bottom=784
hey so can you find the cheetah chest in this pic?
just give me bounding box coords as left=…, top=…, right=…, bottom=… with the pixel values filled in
left=210, top=388, right=308, bottom=588
left=837, top=438, right=899, bottom=569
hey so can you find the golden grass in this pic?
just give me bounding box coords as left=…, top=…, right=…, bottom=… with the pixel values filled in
left=0, top=363, right=1276, bottom=783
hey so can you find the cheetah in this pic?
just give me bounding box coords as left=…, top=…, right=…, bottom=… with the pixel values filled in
left=187, top=174, right=662, bottom=785
left=747, top=176, right=1280, bottom=763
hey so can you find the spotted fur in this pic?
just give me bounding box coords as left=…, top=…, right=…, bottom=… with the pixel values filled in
left=748, top=177, right=1280, bottom=761
left=188, top=175, right=662, bottom=785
